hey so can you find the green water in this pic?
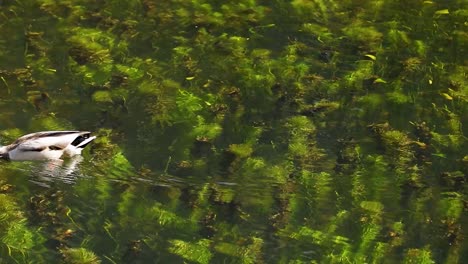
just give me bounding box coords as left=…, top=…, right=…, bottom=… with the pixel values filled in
left=0, top=0, right=467, bottom=263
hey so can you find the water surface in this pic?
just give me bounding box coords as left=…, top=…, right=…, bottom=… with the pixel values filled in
left=0, top=0, right=467, bottom=263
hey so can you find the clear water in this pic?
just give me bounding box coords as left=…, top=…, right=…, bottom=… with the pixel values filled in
left=0, top=0, right=467, bottom=263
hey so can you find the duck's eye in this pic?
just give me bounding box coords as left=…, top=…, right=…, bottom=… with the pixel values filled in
left=49, top=146, right=63, bottom=151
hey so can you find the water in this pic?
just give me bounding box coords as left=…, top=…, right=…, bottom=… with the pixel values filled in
left=1, top=0, right=467, bottom=263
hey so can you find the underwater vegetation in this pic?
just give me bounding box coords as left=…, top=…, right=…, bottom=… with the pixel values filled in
left=0, top=0, right=467, bottom=263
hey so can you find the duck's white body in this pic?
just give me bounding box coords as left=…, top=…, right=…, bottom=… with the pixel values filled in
left=0, top=131, right=96, bottom=161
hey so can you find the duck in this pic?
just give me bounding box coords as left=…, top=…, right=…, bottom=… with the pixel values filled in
left=0, top=131, right=96, bottom=161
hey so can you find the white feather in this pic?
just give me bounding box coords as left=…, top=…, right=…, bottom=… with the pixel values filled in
left=0, top=131, right=96, bottom=161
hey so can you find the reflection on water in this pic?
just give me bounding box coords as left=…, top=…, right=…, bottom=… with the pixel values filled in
left=28, top=156, right=85, bottom=187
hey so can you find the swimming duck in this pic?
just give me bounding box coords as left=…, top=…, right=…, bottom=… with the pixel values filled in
left=0, top=131, right=96, bottom=161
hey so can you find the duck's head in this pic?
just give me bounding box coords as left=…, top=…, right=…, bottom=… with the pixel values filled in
left=0, top=146, right=10, bottom=160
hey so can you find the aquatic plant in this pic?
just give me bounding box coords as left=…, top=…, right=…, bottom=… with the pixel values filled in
left=61, top=247, right=101, bottom=264
left=0, top=194, right=45, bottom=262
left=0, top=0, right=467, bottom=263
left=169, top=239, right=212, bottom=264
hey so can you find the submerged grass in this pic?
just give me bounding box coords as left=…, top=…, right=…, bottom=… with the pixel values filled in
left=0, top=0, right=467, bottom=263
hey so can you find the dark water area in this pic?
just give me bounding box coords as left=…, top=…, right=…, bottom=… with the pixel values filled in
left=0, top=0, right=467, bottom=263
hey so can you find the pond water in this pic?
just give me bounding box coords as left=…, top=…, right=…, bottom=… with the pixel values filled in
left=0, top=0, right=467, bottom=263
